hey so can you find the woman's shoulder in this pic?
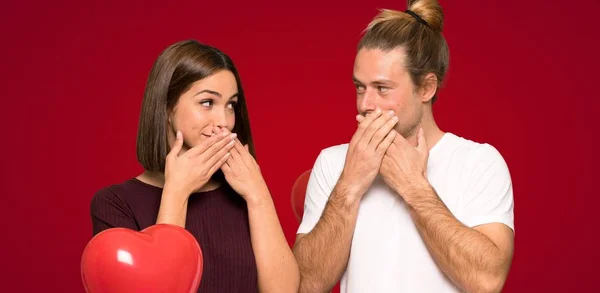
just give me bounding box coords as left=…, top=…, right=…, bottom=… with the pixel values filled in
left=92, top=178, right=161, bottom=206
left=94, top=178, right=138, bottom=196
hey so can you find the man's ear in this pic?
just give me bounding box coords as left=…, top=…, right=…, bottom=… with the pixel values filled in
left=420, top=73, right=438, bottom=103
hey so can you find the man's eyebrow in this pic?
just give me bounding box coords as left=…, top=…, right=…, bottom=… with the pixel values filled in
left=353, top=76, right=396, bottom=86
left=370, top=79, right=396, bottom=86
left=353, top=76, right=364, bottom=84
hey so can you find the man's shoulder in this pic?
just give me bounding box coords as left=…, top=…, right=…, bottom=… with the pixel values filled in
left=319, top=143, right=349, bottom=157
left=315, top=143, right=349, bottom=166
left=308, top=143, right=349, bottom=179
left=441, top=133, right=509, bottom=172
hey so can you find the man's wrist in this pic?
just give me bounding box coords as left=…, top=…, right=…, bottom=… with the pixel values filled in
left=396, top=175, right=434, bottom=207
left=334, top=177, right=364, bottom=209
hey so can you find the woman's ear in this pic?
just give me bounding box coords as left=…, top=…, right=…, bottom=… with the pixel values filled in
left=167, top=114, right=177, bottom=135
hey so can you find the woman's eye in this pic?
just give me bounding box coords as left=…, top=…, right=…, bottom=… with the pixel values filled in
left=200, top=100, right=212, bottom=107
left=228, top=101, right=237, bottom=109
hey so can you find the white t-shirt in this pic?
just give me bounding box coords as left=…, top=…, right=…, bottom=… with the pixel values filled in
left=297, top=132, right=514, bottom=293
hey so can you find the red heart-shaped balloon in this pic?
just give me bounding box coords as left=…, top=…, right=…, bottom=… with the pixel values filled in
left=291, top=169, right=312, bottom=222
left=81, top=224, right=203, bottom=293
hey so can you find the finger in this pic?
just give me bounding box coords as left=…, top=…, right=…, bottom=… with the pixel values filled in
left=367, top=111, right=398, bottom=151
left=232, top=139, right=251, bottom=167
left=213, top=126, right=222, bottom=135
left=351, top=108, right=383, bottom=144
left=393, top=130, right=408, bottom=147
left=243, top=143, right=258, bottom=164
left=416, top=127, right=428, bottom=154
left=167, top=131, right=184, bottom=158
left=227, top=141, right=243, bottom=164
left=356, top=114, right=365, bottom=123
left=236, top=139, right=255, bottom=166
left=362, top=109, right=396, bottom=147
left=196, top=131, right=236, bottom=158
left=376, top=129, right=397, bottom=156
left=205, top=138, right=235, bottom=169
left=185, top=130, right=230, bottom=157
left=207, top=135, right=236, bottom=163
left=209, top=152, right=231, bottom=175
left=221, top=159, right=232, bottom=174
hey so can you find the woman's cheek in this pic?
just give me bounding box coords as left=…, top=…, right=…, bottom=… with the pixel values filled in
left=228, top=113, right=236, bottom=132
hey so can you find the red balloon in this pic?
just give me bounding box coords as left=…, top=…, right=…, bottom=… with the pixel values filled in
left=81, top=224, right=203, bottom=293
left=291, top=169, right=312, bottom=222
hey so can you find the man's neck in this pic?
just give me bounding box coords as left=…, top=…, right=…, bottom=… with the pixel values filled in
left=405, top=109, right=445, bottom=151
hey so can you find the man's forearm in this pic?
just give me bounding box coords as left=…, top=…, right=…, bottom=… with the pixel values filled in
left=405, top=183, right=509, bottom=293
left=293, top=183, right=361, bottom=293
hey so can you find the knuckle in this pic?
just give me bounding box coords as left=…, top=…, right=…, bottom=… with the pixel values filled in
left=373, top=132, right=384, bottom=141
left=355, top=143, right=366, bottom=153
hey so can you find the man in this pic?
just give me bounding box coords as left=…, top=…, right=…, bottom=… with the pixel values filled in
left=293, top=2, right=514, bottom=293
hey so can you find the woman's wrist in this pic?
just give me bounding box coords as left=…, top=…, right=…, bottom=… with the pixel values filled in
left=244, top=186, right=272, bottom=208
left=163, top=180, right=192, bottom=199
left=156, top=184, right=190, bottom=227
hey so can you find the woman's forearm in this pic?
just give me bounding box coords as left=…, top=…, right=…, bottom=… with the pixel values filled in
left=155, top=188, right=189, bottom=228
left=247, top=191, right=300, bottom=293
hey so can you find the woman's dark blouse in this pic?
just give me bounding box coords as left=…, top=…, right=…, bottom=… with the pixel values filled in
left=90, top=178, right=258, bottom=293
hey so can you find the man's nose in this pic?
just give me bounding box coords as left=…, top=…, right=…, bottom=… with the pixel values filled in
left=358, top=89, right=377, bottom=115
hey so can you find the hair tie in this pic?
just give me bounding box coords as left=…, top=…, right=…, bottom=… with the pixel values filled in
left=405, top=9, right=430, bottom=28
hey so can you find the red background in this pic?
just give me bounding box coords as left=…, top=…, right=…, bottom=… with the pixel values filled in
left=1, top=0, right=598, bottom=292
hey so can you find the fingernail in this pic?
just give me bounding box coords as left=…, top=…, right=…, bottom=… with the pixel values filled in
left=387, top=110, right=395, bottom=116
left=230, top=133, right=237, bottom=140
left=392, top=116, right=398, bottom=122
left=222, top=131, right=229, bottom=137
left=375, top=108, right=381, bottom=114
left=176, top=131, right=182, bottom=139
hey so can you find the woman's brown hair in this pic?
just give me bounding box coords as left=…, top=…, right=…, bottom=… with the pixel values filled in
left=358, top=0, right=449, bottom=103
left=136, top=40, right=255, bottom=172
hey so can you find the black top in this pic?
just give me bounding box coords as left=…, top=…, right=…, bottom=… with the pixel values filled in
left=90, top=178, right=258, bottom=292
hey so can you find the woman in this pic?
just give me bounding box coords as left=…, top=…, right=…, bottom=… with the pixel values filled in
left=90, top=40, right=299, bottom=293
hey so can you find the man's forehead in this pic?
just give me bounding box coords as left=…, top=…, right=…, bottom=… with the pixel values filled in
left=353, top=48, right=408, bottom=82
